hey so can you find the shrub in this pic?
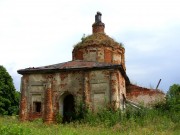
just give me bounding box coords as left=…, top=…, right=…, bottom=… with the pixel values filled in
left=166, top=84, right=180, bottom=112
left=55, top=112, right=63, bottom=124
left=74, top=101, right=87, bottom=121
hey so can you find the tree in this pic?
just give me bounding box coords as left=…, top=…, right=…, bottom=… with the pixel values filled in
left=0, top=65, right=20, bottom=115
left=166, top=84, right=180, bottom=112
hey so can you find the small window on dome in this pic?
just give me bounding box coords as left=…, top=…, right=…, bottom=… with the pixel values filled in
left=104, top=49, right=112, bottom=63
left=75, top=51, right=83, bottom=60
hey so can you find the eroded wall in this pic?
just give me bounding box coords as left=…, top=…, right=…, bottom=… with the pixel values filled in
left=126, top=84, right=165, bottom=107
left=19, top=69, right=126, bottom=122
left=73, top=45, right=126, bottom=70
left=19, top=72, right=84, bottom=122
left=89, top=70, right=110, bottom=111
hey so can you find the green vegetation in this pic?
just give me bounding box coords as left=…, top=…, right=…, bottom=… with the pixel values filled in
left=0, top=71, right=180, bottom=135
left=0, top=65, right=20, bottom=115
left=1, top=90, right=180, bottom=135
left=167, top=84, right=180, bottom=112
left=0, top=106, right=179, bottom=135
left=74, top=33, right=124, bottom=49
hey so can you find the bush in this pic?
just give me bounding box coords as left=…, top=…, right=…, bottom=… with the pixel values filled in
left=55, top=112, right=63, bottom=124
left=80, top=108, right=122, bottom=127
left=166, top=84, right=180, bottom=112
left=74, top=101, right=87, bottom=121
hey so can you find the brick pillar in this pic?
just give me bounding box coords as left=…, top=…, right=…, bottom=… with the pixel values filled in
left=84, top=72, right=90, bottom=109
left=122, top=52, right=126, bottom=71
left=43, top=83, right=53, bottom=124
left=117, top=72, right=123, bottom=110
left=110, top=71, right=119, bottom=109
left=19, top=77, right=28, bottom=121
left=118, top=72, right=126, bottom=110
left=19, top=97, right=27, bottom=121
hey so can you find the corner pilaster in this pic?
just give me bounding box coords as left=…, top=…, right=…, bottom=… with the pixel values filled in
left=43, top=82, right=53, bottom=124
left=19, top=76, right=28, bottom=121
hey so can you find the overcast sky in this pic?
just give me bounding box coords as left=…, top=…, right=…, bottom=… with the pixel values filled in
left=0, top=0, right=180, bottom=93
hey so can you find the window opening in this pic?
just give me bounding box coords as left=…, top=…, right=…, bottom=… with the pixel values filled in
left=33, top=102, right=41, bottom=113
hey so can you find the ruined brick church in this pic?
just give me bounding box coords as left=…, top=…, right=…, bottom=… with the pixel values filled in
left=18, top=12, right=164, bottom=123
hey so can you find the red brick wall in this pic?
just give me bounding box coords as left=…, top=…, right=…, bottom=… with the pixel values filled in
left=127, top=84, right=165, bottom=106
left=73, top=45, right=125, bottom=68
left=74, top=50, right=83, bottom=60
left=19, top=75, right=29, bottom=121
left=104, top=48, right=112, bottom=63
left=92, top=25, right=104, bottom=33
left=43, top=86, right=53, bottom=123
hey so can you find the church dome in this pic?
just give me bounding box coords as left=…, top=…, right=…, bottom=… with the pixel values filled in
left=72, top=12, right=126, bottom=70
left=73, top=33, right=123, bottom=50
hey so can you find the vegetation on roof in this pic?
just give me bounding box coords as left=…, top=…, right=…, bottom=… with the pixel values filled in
left=74, top=33, right=124, bottom=49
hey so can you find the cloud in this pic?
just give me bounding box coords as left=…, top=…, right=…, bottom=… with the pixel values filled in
left=0, top=0, right=180, bottom=92
left=114, top=24, right=180, bottom=92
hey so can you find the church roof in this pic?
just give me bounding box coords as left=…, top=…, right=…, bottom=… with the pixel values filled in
left=73, top=12, right=124, bottom=51
left=17, top=60, right=130, bottom=83
left=73, top=33, right=124, bottom=50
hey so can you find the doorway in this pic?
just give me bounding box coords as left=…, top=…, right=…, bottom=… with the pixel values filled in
left=63, top=94, right=75, bottom=123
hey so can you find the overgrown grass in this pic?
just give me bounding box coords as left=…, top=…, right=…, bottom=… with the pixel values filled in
left=73, top=33, right=124, bottom=49
left=0, top=116, right=119, bottom=135
left=0, top=106, right=179, bottom=135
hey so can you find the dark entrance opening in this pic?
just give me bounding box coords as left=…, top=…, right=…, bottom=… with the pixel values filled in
left=63, top=94, right=75, bottom=123
left=33, top=102, right=41, bottom=113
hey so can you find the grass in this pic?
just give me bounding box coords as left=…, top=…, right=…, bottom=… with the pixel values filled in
left=73, top=33, right=124, bottom=49
left=0, top=116, right=119, bottom=135
left=0, top=108, right=179, bottom=135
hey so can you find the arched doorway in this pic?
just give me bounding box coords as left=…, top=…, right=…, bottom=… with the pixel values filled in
left=63, top=94, right=75, bottom=123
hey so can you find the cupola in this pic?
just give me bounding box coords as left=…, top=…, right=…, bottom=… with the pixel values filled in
left=92, top=12, right=105, bottom=33
left=72, top=12, right=126, bottom=70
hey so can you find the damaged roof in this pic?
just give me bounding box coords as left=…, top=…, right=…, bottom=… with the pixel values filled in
left=73, top=33, right=124, bottom=50
left=17, top=60, right=130, bottom=83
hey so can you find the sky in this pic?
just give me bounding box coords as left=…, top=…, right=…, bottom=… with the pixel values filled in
left=0, top=0, right=180, bottom=93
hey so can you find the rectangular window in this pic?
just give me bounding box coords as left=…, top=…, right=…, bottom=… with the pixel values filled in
left=33, top=102, right=41, bottom=113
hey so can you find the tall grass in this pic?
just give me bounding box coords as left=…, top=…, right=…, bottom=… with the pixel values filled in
left=0, top=103, right=179, bottom=135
